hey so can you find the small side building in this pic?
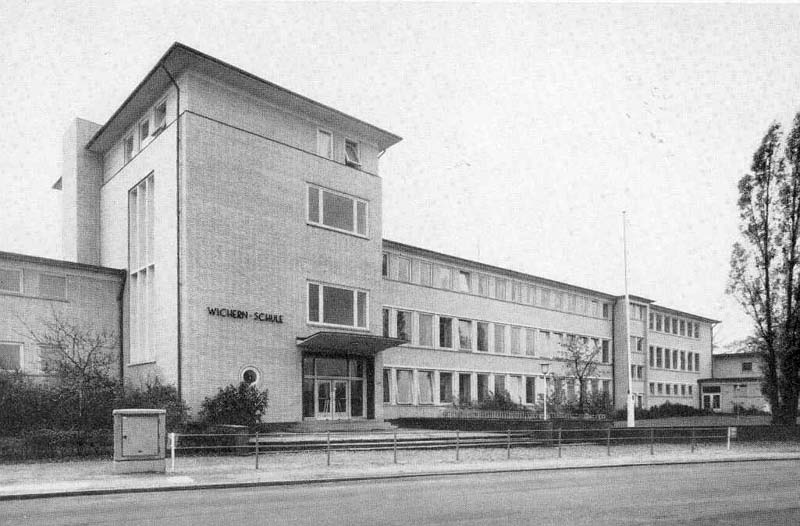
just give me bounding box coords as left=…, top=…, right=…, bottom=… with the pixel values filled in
left=698, top=351, right=767, bottom=413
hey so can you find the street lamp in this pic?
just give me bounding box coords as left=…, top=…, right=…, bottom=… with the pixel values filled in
left=541, top=363, right=551, bottom=420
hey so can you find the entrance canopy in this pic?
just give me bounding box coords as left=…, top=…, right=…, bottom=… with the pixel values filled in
left=297, top=331, right=406, bottom=356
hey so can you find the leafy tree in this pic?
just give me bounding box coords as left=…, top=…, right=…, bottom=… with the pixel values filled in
left=558, top=335, right=601, bottom=414
left=198, top=382, right=269, bottom=428
left=728, top=114, right=800, bottom=424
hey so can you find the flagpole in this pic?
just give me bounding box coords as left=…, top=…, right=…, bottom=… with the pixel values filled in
left=623, top=211, right=635, bottom=428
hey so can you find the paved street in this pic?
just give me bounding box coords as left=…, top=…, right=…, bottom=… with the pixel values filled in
left=2, top=460, right=799, bottom=525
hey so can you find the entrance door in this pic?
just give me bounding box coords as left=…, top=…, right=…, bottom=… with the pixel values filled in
left=703, top=394, right=721, bottom=412
left=316, top=380, right=349, bottom=419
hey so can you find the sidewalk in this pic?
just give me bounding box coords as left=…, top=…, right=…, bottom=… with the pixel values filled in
left=2, top=442, right=799, bottom=501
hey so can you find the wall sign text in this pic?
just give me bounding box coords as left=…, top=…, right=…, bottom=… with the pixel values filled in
left=207, top=307, right=283, bottom=323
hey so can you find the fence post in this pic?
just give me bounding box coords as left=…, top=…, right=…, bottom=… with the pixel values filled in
left=507, top=429, right=511, bottom=460
left=255, top=431, right=259, bottom=470
left=727, top=427, right=731, bottom=451
left=606, top=427, right=611, bottom=456
left=691, top=428, right=695, bottom=453
left=326, top=431, right=331, bottom=466
left=557, top=428, right=562, bottom=458
left=169, top=432, right=176, bottom=473
left=393, top=429, right=398, bottom=464
left=650, top=428, right=654, bottom=455
left=456, top=430, right=460, bottom=461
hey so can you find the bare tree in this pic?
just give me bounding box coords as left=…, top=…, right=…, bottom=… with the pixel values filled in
left=558, top=335, right=601, bottom=414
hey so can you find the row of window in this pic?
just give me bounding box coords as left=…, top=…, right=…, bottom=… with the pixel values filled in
left=648, top=346, right=700, bottom=372
left=316, top=129, right=361, bottom=168
left=129, top=174, right=156, bottom=364
left=382, top=253, right=611, bottom=319
left=0, top=268, right=67, bottom=301
left=649, top=382, right=694, bottom=397
left=383, top=368, right=613, bottom=406
left=123, top=98, right=168, bottom=164
left=381, top=308, right=611, bottom=362
left=307, top=184, right=368, bottom=237
left=308, top=282, right=368, bottom=329
left=649, top=312, right=701, bottom=338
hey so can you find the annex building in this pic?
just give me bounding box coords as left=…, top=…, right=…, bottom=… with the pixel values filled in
left=1, top=43, right=719, bottom=423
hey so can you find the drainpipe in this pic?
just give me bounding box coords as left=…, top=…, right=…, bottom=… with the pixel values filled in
left=117, top=272, right=127, bottom=390
left=161, top=64, right=182, bottom=401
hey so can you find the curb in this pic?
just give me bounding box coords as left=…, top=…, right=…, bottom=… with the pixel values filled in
left=2, top=454, right=799, bottom=501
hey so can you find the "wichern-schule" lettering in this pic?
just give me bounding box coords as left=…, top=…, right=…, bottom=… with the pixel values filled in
left=207, top=307, right=283, bottom=323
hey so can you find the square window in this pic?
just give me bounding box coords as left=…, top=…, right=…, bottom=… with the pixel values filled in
left=742, top=362, right=752, bottom=372
left=0, top=343, right=22, bottom=370
left=345, top=139, right=360, bottom=167
left=0, top=268, right=22, bottom=293
left=317, top=129, right=333, bottom=159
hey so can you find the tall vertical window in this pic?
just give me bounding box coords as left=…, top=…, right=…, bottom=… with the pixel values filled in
left=418, top=314, right=433, bottom=346
left=307, top=282, right=368, bottom=328
left=439, top=317, right=453, bottom=348
left=344, top=138, right=360, bottom=167
left=382, top=253, right=388, bottom=277
left=477, top=274, right=490, bottom=296
left=153, top=100, right=167, bottom=131
left=138, top=118, right=150, bottom=149
left=673, top=350, right=679, bottom=369
left=396, top=310, right=411, bottom=341
left=525, top=328, right=536, bottom=356
left=396, top=369, right=413, bottom=404
left=649, top=313, right=654, bottom=329
left=510, top=326, right=521, bottom=355
left=476, top=322, right=489, bottom=352
left=382, top=369, right=391, bottom=403
left=494, top=324, right=506, bottom=354
left=695, top=354, right=700, bottom=371
left=495, top=279, right=507, bottom=300
left=419, top=371, right=434, bottom=404
left=419, top=261, right=432, bottom=286
left=0, top=268, right=22, bottom=293
left=664, top=348, right=671, bottom=369
left=602, top=303, right=610, bottom=318
left=602, top=340, right=610, bottom=363
left=317, top=129, right=333, bottom=159
left=382, top=308, right=389, bottom=337
left=477, top=374, right=490, bottom=402
left=687, top=352, right=693, bottom=371
left=680, top=351, right=686, bottom=370
left=656, top=347, right=663, bottom=368
left=458, top=319, right=472, bottom=350
left=495, top=374, right=506, bottom=395
left=525, top=377, right=536, bottom=404
left=123, top=134, right=135, bottom=163
left=649, top=346, right=654, bottom=367
left=694, top=323, right=700, bottom=338
left=680, top=320, right=686, bottom=336
left=129, top=174, right=155, bottom=363
left=656, top=314, right=662, bottom=331
left=435, top=266, right=452, bottom=289
left=439, top=372, right=453, bottom=403
left=458, top=271, right=471, bottom=293
left=307, top=185, right=368, bottom=236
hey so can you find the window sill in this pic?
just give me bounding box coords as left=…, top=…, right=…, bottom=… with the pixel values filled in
left=307, top=222, right=369, bottom=240
left=128, top=360, right=157, bottom=367
left=307, top=321, right=370, bottom=332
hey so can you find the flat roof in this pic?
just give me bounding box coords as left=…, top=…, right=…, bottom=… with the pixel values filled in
left=0, top=251, right=125, bottom=277
left=86, top=42, right=402, bottom=153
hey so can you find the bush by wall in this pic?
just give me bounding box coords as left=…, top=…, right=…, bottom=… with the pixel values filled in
left=198, top=382, right=269, bottom=429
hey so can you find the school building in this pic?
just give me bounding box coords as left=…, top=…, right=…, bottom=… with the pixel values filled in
left=0, top=43, right=720, bottom=424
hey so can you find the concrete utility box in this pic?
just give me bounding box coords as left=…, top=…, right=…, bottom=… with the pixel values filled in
left=113, top=409, right=166, bottom=473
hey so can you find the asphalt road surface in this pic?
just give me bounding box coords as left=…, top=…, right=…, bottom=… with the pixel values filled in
left=3, top=460, right=799, bottom=525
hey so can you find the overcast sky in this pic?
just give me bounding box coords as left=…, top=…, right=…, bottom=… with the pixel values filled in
left=3, top=2, right=800, bottom=346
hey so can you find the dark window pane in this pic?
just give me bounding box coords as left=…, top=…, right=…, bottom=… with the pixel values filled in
left=302, top=379, right=315, bottom=417
left=308, top=283, right=319, bottom=322
left=356, top=201, right=366, bottom=235
left=383, top=370, right=391, bottom=403
left=357, top=291, right=367, bottom=328
left=459, top=373, right=471, bottom=403
left=351, top=380, right=364, bottom=416
left=397, top=311, right=410, bottom=340
left=382, top=309, right=390, bottom=337
left=440, top=372, right=453, bottom=403
left=323, top=286, right=354, bottom=326
left=308, top=187, right=319, bottom=223
left=322, top=191, right=353, bottom=231
left=316, top=357, right=348, bottom=377
left=439, top=317, right=452, bottom=348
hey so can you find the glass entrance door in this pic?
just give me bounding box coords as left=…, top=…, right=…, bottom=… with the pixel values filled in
left=316, top=380, right=349, bottom=419
left=303, top=355, right=368, bottom=420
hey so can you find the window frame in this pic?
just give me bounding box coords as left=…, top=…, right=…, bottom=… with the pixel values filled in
left=153, top=98, right=168, bottom=133
left=317, top=128, right=334, bottom=159
left=0, top=342, right=23, bottom=371
left=344, top=138, right=361, bottom=167
left=123, top=133, right=135, bottom=164
left=138, top=116, right=150, bottom=150
left=38, top=273, right=67, bottom=300
left=307, top=184, right=369, bottom=238
left=307, top=281, right=369, bottom=330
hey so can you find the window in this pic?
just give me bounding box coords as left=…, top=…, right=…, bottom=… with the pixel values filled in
left=139, top=118, right=150, bottom=149
left=393, top=256, right=411, bottom=282
left=242, top=367, right=260, bottom=386
left=477, top=275, right=490, bottom=296
left=657, top=383, right=663, bottom=394
left=695, top=354, right=700, bottom=371
left=688, top=352, right=693, bottom=371
left=477, top=322, right=489, bottom=352
left=656, top=347, right=663, bottom=368
left=458, top=373, right=472, bottom=403
left=419, top=371, right=434, bottom=404
left=688, top=386, right=693, bottom=395
left=459, top=319, right=472, bottom=350
left=602, top=380, right=611, bottom=394
left=664, top=348, right=671, bottom=369
left=0, top=343, right=22, bottom=370
left=123, top=133, right=134, bottom=163
left=129, top=174, right=155, bottom=364
left=0, top=268, right=22, bottom=293
left=525, top=377, right=536, bottom=404
left=39, top=274, right=66, bottom=300
left=694, top=323, right=700, bottom=338
left=541, top=288, right=551, bottom=307
left=307, top=185, right=368, bottom=236
left=649, top=346, right=654, bottom=367
left=602, top=340, right=610, bottom=363
left=672, top=318, right=678, bottom=334
left=397, top=369, right=413, bottom=404
left=649, top=383, right=655, bottom=394
left=525, top=328, right=536, bottom=356
left=382, top=254, right=388, bottom=277
left=673, top=350, right=679, bottom=369
left=742, top=362, right=753, bottom=372
left=153, top=100, right=167, bottom=131
left=435, top=266, right=452, bottom=289
left=649, top=313, right=654, bottom=329
left=553, top=292, right=563, bottom=310
left=307, top=282, right=368, bottom=328
left=419, top=261, right=432, bottom=286
left=679, top=320, right=686, bottom=336
left=344, top=139, right=361, bottom=167
left=439, top=372, right=453, bottom=403
left=630, top=364, right=636, bottom=379
left=681, top=385, right=686, bottom=396
left=458, top=271, right=471, bottom=293
left=439, top=317, right=453, bottom=348
left=477, top=374, right=490, bottom=402
left=637, top=366, right=643, bottom=379
left=419, top=314, right=433, bottom=346
left=495, top=374, right=506, bottom=395
left=396, top=310, right=411, bottom=341
left=602, top=303, right=610, bottom=318
left=528, top=286, right=537, bottom=305
left=656, top=314, right=662, bottom=331
left=494, top=324, right=506, bottom=354
left=317, top=129, right=333, bottom=159
left=383, top=369, right=391, bottom=403
left=495, top=278, right=507, bottom=300
left=382, top=309, right=389, bottom=337
left=510, top=326, right=521, bottom=355
left=680, top=351, right=686, bottom=370
left=513, top=283, right=523, bottom=303
left=666, top=384, right=671, bottom=395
